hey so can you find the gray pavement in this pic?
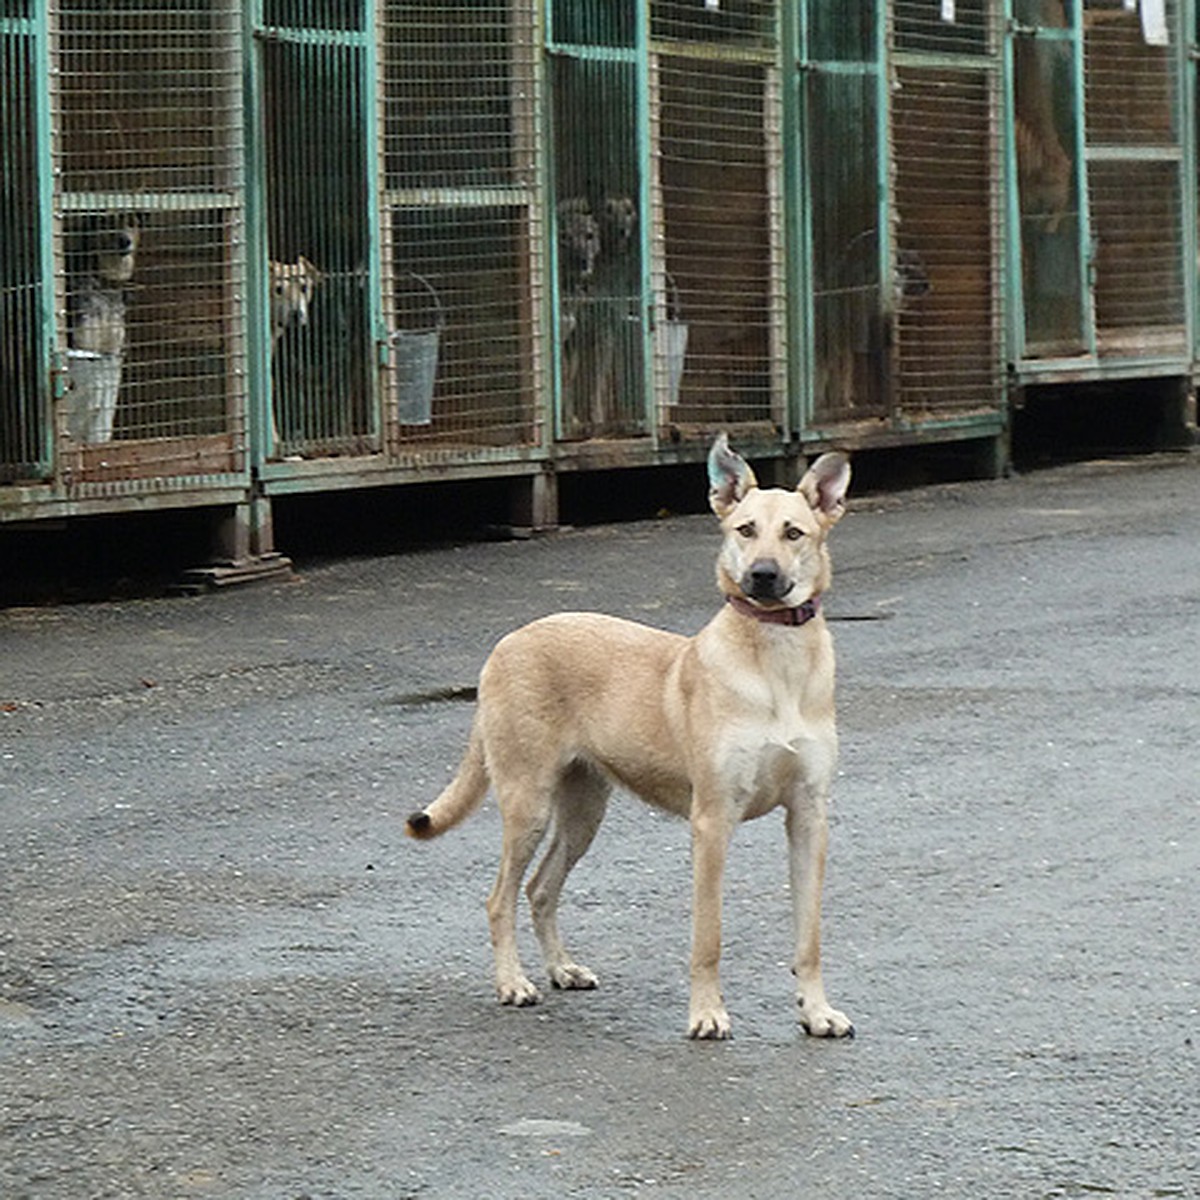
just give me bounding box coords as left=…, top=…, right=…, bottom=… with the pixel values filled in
left=1, top=453, right=1197, bottom=1199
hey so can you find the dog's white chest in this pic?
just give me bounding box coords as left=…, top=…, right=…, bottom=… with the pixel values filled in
left=690, top=610, right=839, bottom=820
left=720, top=714, right=836, bottom=821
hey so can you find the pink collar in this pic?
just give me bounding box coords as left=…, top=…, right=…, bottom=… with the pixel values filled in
left=726, top=593, right=822, bottom=627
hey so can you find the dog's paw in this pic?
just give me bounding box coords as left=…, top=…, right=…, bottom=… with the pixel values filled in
left=497, top=975, right=543, bottom=1007
left=548, top=962, right=599, bottom=991
left=797, top=999, right=854, bottom=1039
left=688, top=1004, right=732, bottom=1041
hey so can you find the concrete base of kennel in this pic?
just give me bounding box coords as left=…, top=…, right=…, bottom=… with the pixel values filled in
left=172, top=496, right=294, bottom=593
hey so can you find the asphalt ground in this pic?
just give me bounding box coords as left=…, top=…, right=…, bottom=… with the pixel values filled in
left=1, top=452, right=1197, bottom=1198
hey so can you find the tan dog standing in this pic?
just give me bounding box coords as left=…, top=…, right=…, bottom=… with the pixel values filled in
left=407, top=434, right=854, bottom=1040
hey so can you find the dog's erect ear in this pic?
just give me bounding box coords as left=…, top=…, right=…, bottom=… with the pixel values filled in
left=708, top=432, right=758, bottom=517
left=297, top=255, right=323, bottom=281
left=798, top=452, right=851, bottom=522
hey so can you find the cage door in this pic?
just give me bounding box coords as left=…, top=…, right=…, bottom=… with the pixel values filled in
left=1, top=14, right=51, bottom=483
left=890, top=2, right=1005, bottom=421
left=550, top=49, right=648, bottom=441
left=1083, top=0, right=1185, bottom=357
left=256, top=2, right=381, bottom=461
left=1011, top=4, right=1089, bottom=357
left=801, top=5, right=890, bottom=426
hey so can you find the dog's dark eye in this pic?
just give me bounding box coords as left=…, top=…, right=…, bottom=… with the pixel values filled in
left=274, top=282, right=285, bottom=294
left=785, top=526, right=805, bottom=541
left=736, top=523, right=756, bottom=539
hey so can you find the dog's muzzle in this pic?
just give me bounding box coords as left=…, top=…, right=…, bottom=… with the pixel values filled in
left=742, top=558, right=792, bottom=603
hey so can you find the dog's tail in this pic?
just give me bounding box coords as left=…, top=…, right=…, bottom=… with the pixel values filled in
left=405, top=718, right=489, bottom=841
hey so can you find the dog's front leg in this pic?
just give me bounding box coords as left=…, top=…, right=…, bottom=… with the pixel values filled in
left=688, top=807, right=733, bottom=1040
left=786, top=800, right=854, bottom=1038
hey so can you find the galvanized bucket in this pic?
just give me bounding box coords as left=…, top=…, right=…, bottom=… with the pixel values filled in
left=65, top=348, right=122, bottom=443
left=393, top=273, right=444, bottom=426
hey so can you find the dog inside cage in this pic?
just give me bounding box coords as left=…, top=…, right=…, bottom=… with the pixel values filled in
left=269, top=256, right=323, bottom=348
left=61, top=209, right=246, bottom=459
left=262, top=30, right=374, bottom=459
left=556, top=194, right=639, bottom=350
left=554, top=189, right=644, bottom=437
left=64, top=213, right=140, bottom=444
left=52, top=0, right=247, bottom=475
left=552, top=49, right=644, bottom=439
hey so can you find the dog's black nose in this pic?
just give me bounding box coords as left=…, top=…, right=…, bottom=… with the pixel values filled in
left=745, top=559, right=782, bottom=600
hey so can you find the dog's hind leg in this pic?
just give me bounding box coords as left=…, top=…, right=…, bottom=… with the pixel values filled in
left=486, top=777, right=554, bottom=1007
left=526, top=761, right=609, bottom=992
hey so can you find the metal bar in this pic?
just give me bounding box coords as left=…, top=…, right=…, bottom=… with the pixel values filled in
left=545, top=42, right=638, bottom=63
left=877, top=0, right=895, bottom=414
left=647, top=40, right=776, bottom=66
left=1183, top=0, right=1197, bottom=359
left=33, top=2, right=57, bottom=473
left=892, top=50, right=999, bottom=71
left=636, top=0, right=657, bottom=445
left=544, top=14, right=565, bottom=442
left=385, top=187, right=535, bottom=209
left=799, top=59, right=877, bottom=76
left=244, top=0, right=271, bottom=471
left=362, top=0, right=383, bottom=448
left=255, top=27, right=369, bottom=49
left=1083, top=145, right=1184, bottom=162
left=528, top=0, right=551, bottom=457
left=59, top=192, right=241, bottom=213
left=1071, top=0, right=1097, bottom=357
left=1001, top=0, right=1026, bottom=362
left=781, top=0, right=806, bottom=438
left=765, top=62, right=788, bottom=436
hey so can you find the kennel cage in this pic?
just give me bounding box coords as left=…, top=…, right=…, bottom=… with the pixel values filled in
left=54, top=0, right=249, bottom=489
left=550, top=24, right=646, bottom=440
left=801, top=4, right=888, bottom=427
left=544, top=0, right=787, bottom=445
left=381, top=0, right=541, bottom=459
left=798, top=0, right=1007, bottom=444
left=254, top=0, right=381, bottom=464
left=654, top=1, right=785, bottom=434
left=1, top=8, right=50, bottom=485
left=892, top=1, right=1006, bottom=426
left=1009, top=0, right=1188, bottom=372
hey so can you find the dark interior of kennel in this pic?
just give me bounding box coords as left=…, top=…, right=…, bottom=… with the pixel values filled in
left=806, top=20, right=887, bottom=426
left=261, top=23, right=375, bottom=459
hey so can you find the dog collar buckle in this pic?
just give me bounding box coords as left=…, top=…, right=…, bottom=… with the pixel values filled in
left=727, top=593, right=821, bottom=627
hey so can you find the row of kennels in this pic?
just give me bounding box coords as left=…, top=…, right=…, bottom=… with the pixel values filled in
left=1, top=2, right=1193, bottom=520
